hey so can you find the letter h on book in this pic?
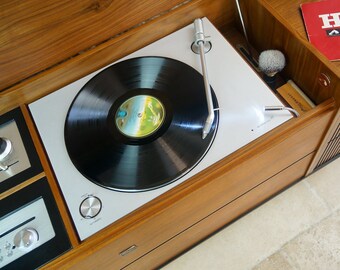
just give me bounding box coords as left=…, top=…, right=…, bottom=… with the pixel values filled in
left=319, top=12, right=340, bottom=29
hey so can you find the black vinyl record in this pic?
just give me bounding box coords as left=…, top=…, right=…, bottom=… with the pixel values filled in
left=64, top=56, right=219, bottom=192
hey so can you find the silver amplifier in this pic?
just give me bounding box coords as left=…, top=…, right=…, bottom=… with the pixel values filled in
left=0, top=178, right=71, bottom=270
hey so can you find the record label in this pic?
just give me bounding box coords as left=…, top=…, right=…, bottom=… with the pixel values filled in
left=115, top=95, right=165, bottom=138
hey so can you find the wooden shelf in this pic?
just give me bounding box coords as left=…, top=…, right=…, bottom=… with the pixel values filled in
left=265, top=0, right=340, bottom=73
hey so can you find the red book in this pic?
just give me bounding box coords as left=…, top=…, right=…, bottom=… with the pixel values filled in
left=301, top=0, right=340, bottom=61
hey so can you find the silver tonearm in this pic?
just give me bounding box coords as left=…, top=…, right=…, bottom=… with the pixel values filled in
left=264, top=105, right=300, bottom=117
left=193, top=18, right=215, bottom=139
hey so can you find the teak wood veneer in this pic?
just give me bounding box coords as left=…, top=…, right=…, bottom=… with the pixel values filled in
left=0, top=0, right=339, bottom=269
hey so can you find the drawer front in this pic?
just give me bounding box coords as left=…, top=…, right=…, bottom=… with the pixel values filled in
left=124, top=152, right=315, bottom=270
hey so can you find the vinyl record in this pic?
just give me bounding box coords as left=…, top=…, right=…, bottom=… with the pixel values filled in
left=64, top=56, right=219, bottom=192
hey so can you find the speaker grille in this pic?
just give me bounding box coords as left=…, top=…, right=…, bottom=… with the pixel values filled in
left=316, top=123, right=340, bottom=168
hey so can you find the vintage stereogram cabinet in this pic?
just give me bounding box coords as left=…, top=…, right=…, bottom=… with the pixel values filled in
left=0, top=0, right=339, bottom=269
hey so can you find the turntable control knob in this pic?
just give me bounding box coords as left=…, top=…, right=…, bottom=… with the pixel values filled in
left=13, top=228, right=39, bottom=249
left=80, top=196, right=102, bottom=219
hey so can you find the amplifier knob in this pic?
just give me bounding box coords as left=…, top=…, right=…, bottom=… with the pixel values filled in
left=80, top=196, right=102, bottom=219
left=0, top=137, right=12, bottom=159
left=14, top=228, right=39, bottom=249
left=0, top=137, right=12, bottom=171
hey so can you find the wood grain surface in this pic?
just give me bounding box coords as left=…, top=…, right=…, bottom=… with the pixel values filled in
left=125, top=152, right=315, bottom=270
left=0, top=0, right=187, bottom=91
left=260, top=0, right=340, bottom=72
left=241, top=0, right=339, bottom=106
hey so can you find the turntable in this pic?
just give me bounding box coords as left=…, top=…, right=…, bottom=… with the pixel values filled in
left=29, top=18, right=292, bottom=240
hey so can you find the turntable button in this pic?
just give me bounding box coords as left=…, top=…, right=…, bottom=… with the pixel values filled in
left=80, top=196, right=102, bottom=219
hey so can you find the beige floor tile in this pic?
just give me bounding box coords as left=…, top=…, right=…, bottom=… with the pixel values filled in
left=252, top=252, right=293, bottom=270
left=281, top=210, right=340, bottom=270
left=306, top=157, right=340, bottom=211
left=163, top=177, right=331, bottom=270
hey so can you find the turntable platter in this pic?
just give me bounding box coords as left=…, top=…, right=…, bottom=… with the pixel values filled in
left=64, top=57, right=219, bottom=192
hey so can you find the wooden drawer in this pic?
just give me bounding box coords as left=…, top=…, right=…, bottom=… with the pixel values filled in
left=46, top=103, right=334, bottom=270
left=124, top=152, right=315, bottom=270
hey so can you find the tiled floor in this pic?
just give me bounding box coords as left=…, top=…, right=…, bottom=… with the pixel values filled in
left=162, top=157, right=340, bottom=270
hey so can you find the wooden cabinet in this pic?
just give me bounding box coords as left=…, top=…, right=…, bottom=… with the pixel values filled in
left=0, top=0, right=338, bottom=269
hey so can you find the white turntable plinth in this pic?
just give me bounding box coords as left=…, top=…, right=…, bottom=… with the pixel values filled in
left=29, top=18, right=292, bottom=240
